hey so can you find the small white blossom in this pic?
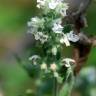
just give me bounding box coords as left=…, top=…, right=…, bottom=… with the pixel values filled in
left=62, top=58, right=75, bottom=67
left=51, top=46, right=57, bottom=55
left=34, top=33, right=40, bottom=40
left=37, top=4, right=41, bottom=8
left=27, top=17, right=45, bottom=35
left=41, top=63, right=47, bottom=70
left=28, top=17, right=44, bottom=28
left=60, top=8, right=67, bottom=17
left=34, top=32, right=44, bottom=40
left=29, top=55, right=40, bottom=65
left=36, top=0, right=69, bottom=15
left=55, top=2, right=68, bottom=16
left=29, top=55, right=40, bottom=61
left=60, top=34, right=70, bottom=46
left=67, top=31, right=80, bottom=42
left=50, top=63, right=57, bottom=71
left=31, top=17, right=38, bottom=22
left=34, top=32, right=48, bottom=43
left=37, top=0, right=46, bottom=8
left=52, top=23, right=63, bottom=33
left=40, top=35, right=49, bottom=44
left=52, top=18, right=63, bottom=33
left=29, top=17, right=38, bottom=28
left=60, top=3, right=68, bottom=17
left=48, top=0, right=58, bottom=9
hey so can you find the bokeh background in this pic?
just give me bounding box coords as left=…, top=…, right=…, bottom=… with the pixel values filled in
left=0, top=0, right=96, bottom=96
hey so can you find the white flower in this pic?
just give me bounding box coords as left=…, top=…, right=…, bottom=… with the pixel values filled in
left=48, top=0, right=58, bottom=9
left=54, top=2, right=68, bottom=16
left=30, top=17, right=39, bottom=27
left=59, top=3, right=68, bottom=16
left=37, top=0, right=46, bottom=8
left=60, top=8, right=67, bottom=17
left=62, top=58, right=75, bottom=67
left=52, top=46, right=57, bottom=55
left=29, top=17, right=44, bottom=28
left=31, top=17, right=38, bottom=22
left=34, top=33, right=40, bottom=40
left=29, top=55, right=40, bottom=65
left=41, top=63, right=47, bottom=70
left=60, top=34, right=70, bottom=46
left=37, top=4, right=41, bottom=8
left=52, top=23, right=63, bottom=33
left=34, top=32, right=43, bottom=40
left=60, top=3, right=68, bottom=17
left=34, top=32, right=48, bottom=43
left=67, top=31, right=80, bottom=42
left=40, top=35, right=48, bottom=44
left=52, top=18, right=63, bottom=33
left=27, top=17, right=44, bottom=35
left=54, top=72, right=59, bottom=78
left=39, top=32, right=48, bottom=44
left=50, top=63, right=57, bottom=71
left=29, top=55, right=40, bottom=61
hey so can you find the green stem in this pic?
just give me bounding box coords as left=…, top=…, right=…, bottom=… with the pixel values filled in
left=59, top=68, right=75, bottom=96
left=68, top=71, right=75, bottom=96
left=53, top=77, right=58, bottom=96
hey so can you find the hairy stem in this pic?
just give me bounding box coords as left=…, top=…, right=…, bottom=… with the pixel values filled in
left=53, top=78, right=58, bottom=96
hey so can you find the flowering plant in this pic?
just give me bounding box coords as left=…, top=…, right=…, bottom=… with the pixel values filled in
left=27, top=0, right=79, bottom=95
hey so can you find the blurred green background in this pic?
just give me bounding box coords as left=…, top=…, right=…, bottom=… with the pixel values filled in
left=0, top=0, right=96, bottom=96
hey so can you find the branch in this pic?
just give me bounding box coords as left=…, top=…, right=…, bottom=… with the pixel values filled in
left=72, top=32, right=96, bottom=75
left=76, top=32, right=96, bottom=47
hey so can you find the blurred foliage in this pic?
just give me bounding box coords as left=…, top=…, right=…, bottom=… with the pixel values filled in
left=0, top=0, right=39, bottom=35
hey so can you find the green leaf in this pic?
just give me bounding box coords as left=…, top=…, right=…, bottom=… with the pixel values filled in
left=57, top=76, right=63, bottom=84
left=59, top=83, right=70, bottom=96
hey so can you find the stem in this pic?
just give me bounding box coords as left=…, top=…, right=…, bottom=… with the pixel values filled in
left=68, top=71, right=75, bottom=96
left=59, top=67, right=75, bottom=96
left=53, top=77, right=58, bottom=96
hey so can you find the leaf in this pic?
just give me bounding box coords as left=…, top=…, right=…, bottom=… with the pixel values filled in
left=57, top=76, right=63, bottom=84
left=59, top=83, right=70, bottom=96
left=59, top=70, right=75, bottom=96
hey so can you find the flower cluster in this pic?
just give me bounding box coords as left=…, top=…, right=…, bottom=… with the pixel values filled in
left=37, top=0, right=68, bottom=17
left=28, top=0, right=76, bottom=83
